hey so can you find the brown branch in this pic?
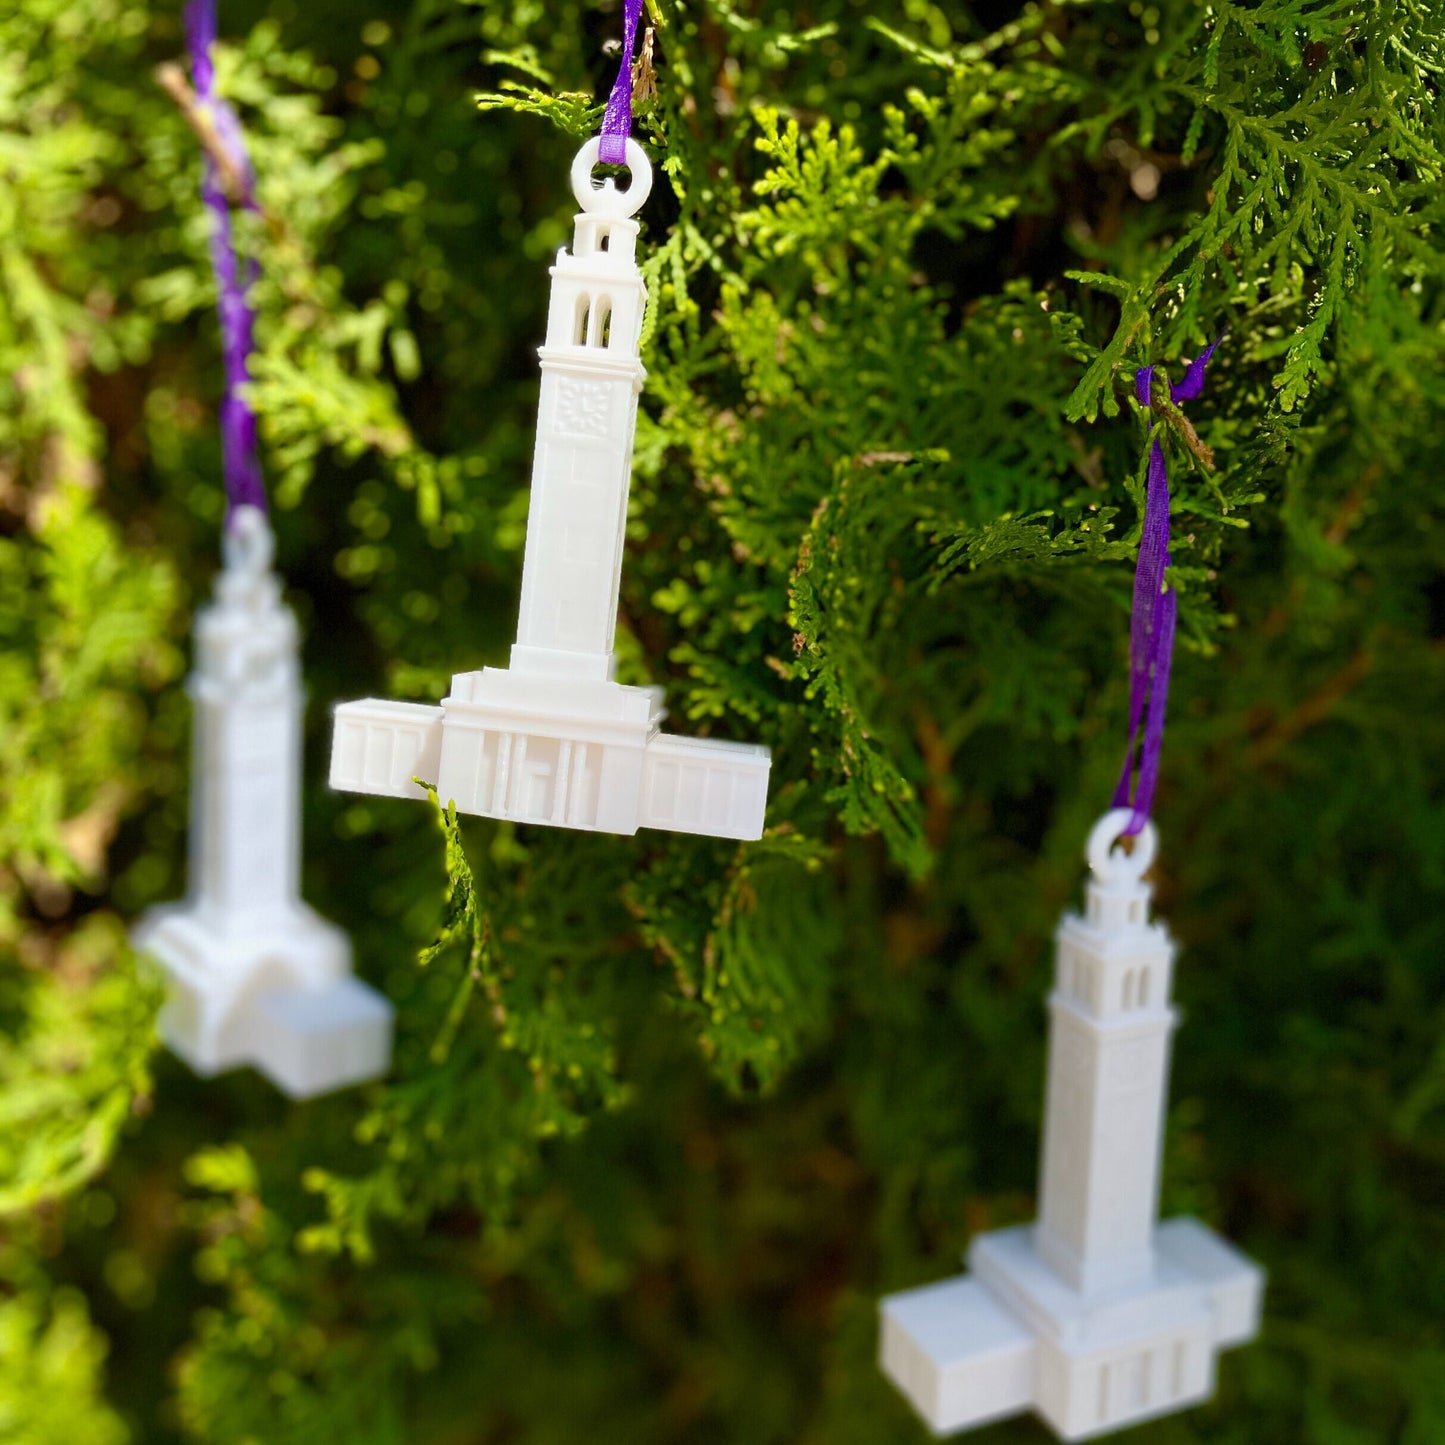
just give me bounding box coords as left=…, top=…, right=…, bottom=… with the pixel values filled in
left=1250, top=646, right=1374, bottom=765
left=155, top=59, right=307, bottom=305
left=1325, top=463, right=1383, bottom=545
left=156, top=60, right=423, bottom=464
left=155, top=61, right=253, bottom=208
left=632, top=27, right=658, bottom=110
left=1154, top=398, right=1215, bottom=469
left=1117, top=369, right=1217, bottom=469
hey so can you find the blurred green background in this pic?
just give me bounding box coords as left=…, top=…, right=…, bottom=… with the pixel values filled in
left=2, top=0, right=1443, bottom=1441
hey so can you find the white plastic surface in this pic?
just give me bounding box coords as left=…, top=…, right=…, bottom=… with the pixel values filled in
left=329, top=142, right=771, bottom=841
left=134, top=508, right=393, bottom=1098
left=880, top=811, right=1263, bottom=1440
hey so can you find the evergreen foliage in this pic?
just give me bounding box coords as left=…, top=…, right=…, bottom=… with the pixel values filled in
left=1, top=0, right=1443, bottom=1441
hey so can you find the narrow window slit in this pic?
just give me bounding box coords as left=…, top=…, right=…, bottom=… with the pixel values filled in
left=589, top=297, right=612, bottom=347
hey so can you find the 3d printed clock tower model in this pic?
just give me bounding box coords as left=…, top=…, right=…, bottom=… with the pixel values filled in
left=880, top=811, right=1263, bottom=1440
left=135, top=508, right=394, bottom=1098
left=329, top=139, right=771, bottom=839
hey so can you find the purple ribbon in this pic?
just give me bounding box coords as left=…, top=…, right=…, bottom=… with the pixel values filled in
left=186, top=0, right=266, bottom=520
left=598, top=0, right=644, bottom=165
left=1112, top=339, right=1221, bottom=835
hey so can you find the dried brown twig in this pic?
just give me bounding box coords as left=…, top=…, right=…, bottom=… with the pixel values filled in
left=155, top=61, right=253, bottom=208
left=1153, top=397, right=1215, bottom=469
left=632, top=27, right=658, bottom=109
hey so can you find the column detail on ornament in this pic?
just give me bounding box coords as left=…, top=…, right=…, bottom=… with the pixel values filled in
left=330, top=140, right=771, bottom=840
left=135, top=507, right=394, bottom=1099
left=879, top=811, right=1263, bottom=1441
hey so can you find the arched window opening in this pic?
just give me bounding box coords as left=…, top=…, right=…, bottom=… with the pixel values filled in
left=1139, top=969, right=1151, bottom=1007
left=588, top=296, right=612, bottom=348
left=573, top=292, right=590, bottom=346
left=598, top=229, right=611, bottom=252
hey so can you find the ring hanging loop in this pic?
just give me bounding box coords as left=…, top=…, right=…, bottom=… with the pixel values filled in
left=570, top=138, right=653, bottom=219
left=1086, top=808, right=1159, bottom=883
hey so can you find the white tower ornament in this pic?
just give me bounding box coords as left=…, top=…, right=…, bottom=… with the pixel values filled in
left=880, top=810, right=1263, bottom=1440
left=328, top=140, right=771, bottom=840
left=135, top=507, right=394, bottom=1098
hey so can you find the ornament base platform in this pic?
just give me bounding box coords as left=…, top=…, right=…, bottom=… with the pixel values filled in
left=137, top=902, right=393, bottom=1100
left=331, top=667, right=770, bottom=840
left=881, top=1217, right=1262, bottom=1440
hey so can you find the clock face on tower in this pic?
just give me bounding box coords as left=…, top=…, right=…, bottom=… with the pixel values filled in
left=556, top=376, right=613, bottom=438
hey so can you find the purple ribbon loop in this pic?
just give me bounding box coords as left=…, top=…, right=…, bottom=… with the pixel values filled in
left=598, top=0, right=644, bottom=166
left=186, top=0, right=266, bottom=521
left=1112, top=341, right=1221, bottom=835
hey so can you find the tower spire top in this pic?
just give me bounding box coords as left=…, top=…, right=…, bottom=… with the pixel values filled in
left=216, top=502, right=278, bottom=613
left=1084, top=807, right=1158, bottom=933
